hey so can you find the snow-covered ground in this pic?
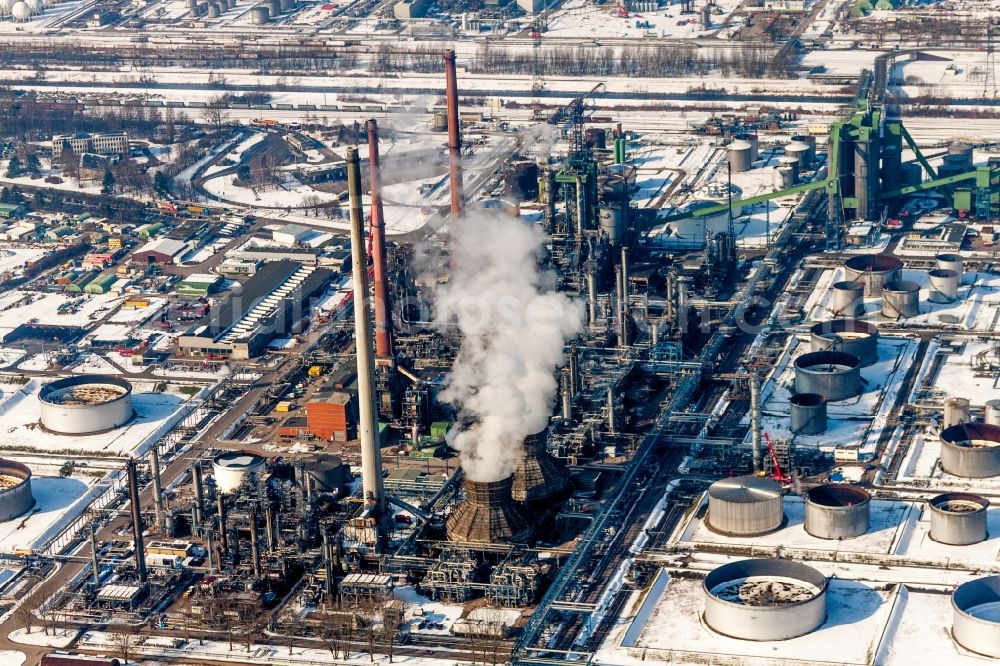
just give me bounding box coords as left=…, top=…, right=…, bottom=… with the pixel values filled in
left=0, top=475, right=96, bottom=554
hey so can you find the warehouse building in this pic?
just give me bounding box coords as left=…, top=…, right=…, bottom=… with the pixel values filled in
left=231, top=246, right=320, bottom=265
left=272, top=224, right=313, bottom=246
left=175, top=273, right=224, bottom=297
left=177, top=260, right=334, bottom=360
left=131, top=238, right=189, bottom=265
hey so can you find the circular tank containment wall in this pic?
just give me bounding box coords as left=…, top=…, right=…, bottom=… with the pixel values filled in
left=212, top=450, right=266, bottom=493
left=930, top=492, right=988, bottom=545
left=793, top=351, right=862, bottom=402
left=38, top=375, right=134, bottom=435
left=844, top=255, right=903, bottom=297
left=707, top=475, right=783, bottom=536
left=703, top=559, right=828, bottom=641
left=0, top=460, right=34, bottom=522
left=803, top=484, right=870, bottom=539
left=952, top=576, right=1000, bottom=657
left=809, top=319, right=879, bottom=366
left=940, top=423, right=1000, bottom=478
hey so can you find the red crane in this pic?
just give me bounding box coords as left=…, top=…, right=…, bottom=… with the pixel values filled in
left=763, top=432, right=792, bottom=485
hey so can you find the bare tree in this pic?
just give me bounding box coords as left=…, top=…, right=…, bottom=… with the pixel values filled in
left=203, top=96, right=230, bottom=133
left=108, top=625, right=142, bottom=664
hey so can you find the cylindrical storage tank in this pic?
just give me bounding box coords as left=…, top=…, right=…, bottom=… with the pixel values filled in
left=703, top=559, right=828, bottom=641
left=0, top=0, right=14, bottom=14
left=940, top=423, right=1000, bottom=478
left=944, top=397, right=972, bottom=429
left=186, top=0, right=197, bottom=8
left=793, top=351, right=862, bottom=402
left=844, top=254, right=903, bottom=297
left=728, top=140, right=753, bottom=173
left=299, top=454, right=350, bottom=496
left=265, top=0, right=279, bottom=13
left=953, top=575, right=1000, bottom=657
left=598, top=205, right=625, bottom=245
left=935, top=253, right=963, bottom=283
left=930, top=492, right=989, bottom=545
left=901, top=162, right=922, bottom=186
left=279, top=0, right=292, bottom=9
left=735, top=133, right=759, bottom=162
left=706, top=476, right=783, bottom=536
left=0, top=460, right=34, bottom=522
left=38, top=376, right=134, bottom=435
left=803, top=484, right=870, bottom=539
left=777, top=155, right=799, bottom=184
left=928, top=268, right=960, bottom=303
left=25, top=0, right=40, bottom=12
left=194, top=2, right=206, bottom=14
left=881, top=280, right=919, bottom=319
left=251, top=5, right=268, bottom=21
left=791, top=134, right=817, bottom=165
left=212, top=450, right=266, bottom=493
left=790, top=393, right=827, bottom=435
left=584, top=127, right=607, bottom=150
left=831, top=280, right=865, bottom=317
left=206, top=3, right=220, bottom=16
left=809, top=319, right=879, bottom=366
left=773, top=166, right=795, bottom=190
left=986, top=399, right=1000, bottom=426
left=948, top=142, right=974, bottom=171
left=785, top=141, right=811, bottom=169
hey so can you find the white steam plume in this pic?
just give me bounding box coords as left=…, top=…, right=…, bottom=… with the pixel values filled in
left=435, top=210, right=583, bottom=482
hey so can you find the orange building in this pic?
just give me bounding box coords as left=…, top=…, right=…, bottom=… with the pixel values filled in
left=306, top=391, right=356, bottom=442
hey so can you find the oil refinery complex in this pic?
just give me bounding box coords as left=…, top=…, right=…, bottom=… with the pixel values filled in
left=0, top=0, right=998, bottom=665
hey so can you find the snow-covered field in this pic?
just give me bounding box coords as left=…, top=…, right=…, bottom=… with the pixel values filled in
left=0, top=475, right=96, bottom=554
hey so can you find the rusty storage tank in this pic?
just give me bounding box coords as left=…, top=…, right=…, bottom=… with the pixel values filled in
left=446, top=476, right=532, bottom=543
left=299, top=454, right=350, bottom=496
left=703, top=559, right=828, bottom=641
left=930, top=492, right=989, bottom=545
left=943, top=397, right=971, bottom=429
left=880, top=280, right=919, bottom=319
left=986, top=399, right=1000, bottom=426
left=831, top=280, right=865, bottom=317
left=790, top=393, right=827, bottom=435
left=844, top=254, right=903, bottom=297
left=935, top=253, right=963, bottom=282
left=504, top=161, right=539, bottom=201
left=804, top=484, right=870, bottom=539
left=940, top=423, right=1000, bottom=478
left=794, top=351, right=862, bottom=402
left=809, top=319, right=878, bottom=366
left=512, top=430, right=569, bottom=504
left=432, top=109, right=448, bottom=132
left=952, top=575, right=1000, bottom=657
left=250, top=5, right=268, bottom=22
left=728, top=140, right=753, bottom=173
left=707, top=476, right=783, bottom=536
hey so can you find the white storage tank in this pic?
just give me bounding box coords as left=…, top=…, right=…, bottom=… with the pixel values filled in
left=707, top=475, right=783, bottom=536
left=213, top=450, right=266, bottom=493
left=38, top=376, right=134, bottom=435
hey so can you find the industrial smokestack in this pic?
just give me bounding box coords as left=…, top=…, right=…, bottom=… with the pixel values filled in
left=444, top=49, right=464, bottom=219
left=561, top=370, right=572, bottom=422
left=366, top=119, right=394, bottom=361
left=126, top=458, right=147, bottom=584
left=90, top=522, right=100, bottom=587
left=216, top=492, right=228, bottom=557
left=192, top=463, right=205, bottom=535
left=250, top=509, right=261, bottom=579
left=750, top=373, right=762, bottom=472
left=347, top=146, right=386, bottom=520
left=150, top=445, right=163, bottom=531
